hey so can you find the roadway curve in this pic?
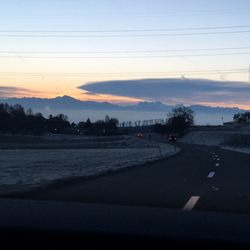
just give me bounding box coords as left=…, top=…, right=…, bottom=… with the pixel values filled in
left=10, top=143, right=250, bottom=215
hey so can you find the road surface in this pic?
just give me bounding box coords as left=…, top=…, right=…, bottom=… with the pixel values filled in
left=9, top=143, right=250, bottom=215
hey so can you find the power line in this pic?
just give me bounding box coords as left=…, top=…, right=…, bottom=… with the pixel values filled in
left=1, top=52, right=250, bottom=59
left=0, top=68, right=248, bottom=77
left=1, top=25, right=250, bottom=33
left=1, top=46, right=250, bottom=54
left=92, top=8, right=250, bottom=17
left=1, top=30, right=250, bottom=37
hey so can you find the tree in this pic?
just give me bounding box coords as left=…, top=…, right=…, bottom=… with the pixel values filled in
left=233, top=112, right=250, bottom=123
left=107, top=118, right=119, bottom=132
left=167, top=105, right=194, bottom=134
left=86, top=116, right=119, bottom=135
left=9, top=104, right=26, bottom=134
left=77, top=121, right=85, bottom=130
left=105, top=115, right=110, bottom=123
left=0, top=103, right=10, bottom=133
left=92, top=120, right=106, bottom=134
left=26, top=112, right=46, bottom=136
left=46, top=114, right=70, bottom=133
left=84, top=118, right=92, bottom=129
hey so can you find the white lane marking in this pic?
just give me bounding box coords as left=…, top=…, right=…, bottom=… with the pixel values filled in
left=217, top=158, right=220, bottom=161
left=183, top=196, right=200, bottom=211
left=207, top=172, right=216, bottom=178
left=215, top=163, right=220, bottom=167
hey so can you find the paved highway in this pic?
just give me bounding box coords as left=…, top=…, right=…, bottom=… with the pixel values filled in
left=11, top=143, right=250, bottom=215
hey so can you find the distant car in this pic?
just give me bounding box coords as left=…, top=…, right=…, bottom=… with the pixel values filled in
left=137, top=133, right=143, bottom=138
left=168, top=135, right=177, bottom=144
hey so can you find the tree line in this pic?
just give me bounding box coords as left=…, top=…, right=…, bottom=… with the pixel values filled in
left=0, top=103, right=71, bottom=135
left=0, top=103, right=119, bottom=136
left=233, top=112, right=250, bottom=123
left=78, top=115, right=119, bottom=135
left=0, top=103, right=196, bottom=136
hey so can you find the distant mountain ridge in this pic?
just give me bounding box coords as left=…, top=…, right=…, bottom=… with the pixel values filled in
left=0, top=95, right=246, bottom=114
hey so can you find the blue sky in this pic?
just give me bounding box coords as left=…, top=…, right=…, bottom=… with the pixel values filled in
left=1, top=0, right=250, bottom=107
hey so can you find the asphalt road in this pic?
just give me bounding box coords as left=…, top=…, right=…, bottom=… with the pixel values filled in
left=11, top=143, right=250, bottom=215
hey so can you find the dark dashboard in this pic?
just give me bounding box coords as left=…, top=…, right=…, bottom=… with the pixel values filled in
left=1, top=199, right=250, bottom=249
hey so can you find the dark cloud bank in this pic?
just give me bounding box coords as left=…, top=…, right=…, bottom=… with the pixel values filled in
left=79, top=78, right=250, bottom=105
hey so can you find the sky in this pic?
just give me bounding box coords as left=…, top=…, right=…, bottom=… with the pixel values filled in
left=1, top=0, right=250, bottom=108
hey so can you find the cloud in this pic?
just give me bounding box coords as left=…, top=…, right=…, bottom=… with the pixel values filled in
left=0, top=86, right=36, bottom=98
left=81, top=91, right=98, bottom=96
left=78, top=78, right=250, bottom=106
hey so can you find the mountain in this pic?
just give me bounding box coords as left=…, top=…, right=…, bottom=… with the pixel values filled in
left=0, top=96, right=120, bottom=110
left=190, top=105, right=242, bottom=115
left=0, top=96, right=246, bottom=114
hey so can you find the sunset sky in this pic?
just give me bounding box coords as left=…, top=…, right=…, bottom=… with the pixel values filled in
left=1, top=0, right=250, bottom=108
